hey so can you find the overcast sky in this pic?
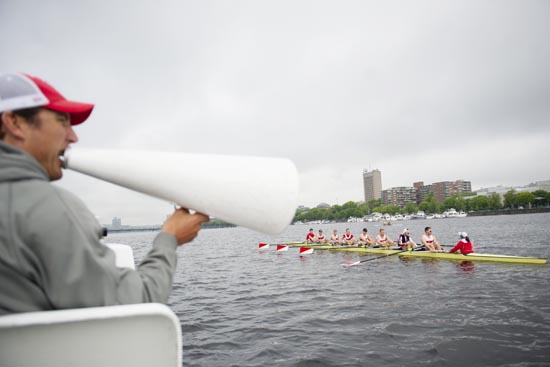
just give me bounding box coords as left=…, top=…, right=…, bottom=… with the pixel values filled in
left=2, top=0, right=549, bottom=225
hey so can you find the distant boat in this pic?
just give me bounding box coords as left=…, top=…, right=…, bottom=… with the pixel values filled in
left=413, top=211, right=426, bottom=219
left=370, top=212, right=382, bottom=222
left=425, top=214, right=435, bottom=219
left=443, top=208, right=467, bottom=218
left=444, top=208, right=458, bottom=217
left=393, top=214, right=404, bottom=221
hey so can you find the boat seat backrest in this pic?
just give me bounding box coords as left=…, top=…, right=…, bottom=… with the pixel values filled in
left=0, top=303, right=182, bottom=367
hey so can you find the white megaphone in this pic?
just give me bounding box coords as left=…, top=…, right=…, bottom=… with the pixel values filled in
left=63, top=148, right=299, bottom=234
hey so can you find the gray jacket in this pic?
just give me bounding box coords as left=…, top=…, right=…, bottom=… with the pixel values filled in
left=0, top=141, right=178, bottom=314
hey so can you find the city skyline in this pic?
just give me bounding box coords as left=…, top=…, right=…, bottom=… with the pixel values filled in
left=302, top=176, right=550, bottom=210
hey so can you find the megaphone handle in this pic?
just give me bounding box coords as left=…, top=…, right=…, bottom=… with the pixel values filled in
left=173, top=204, right=195, bottom=214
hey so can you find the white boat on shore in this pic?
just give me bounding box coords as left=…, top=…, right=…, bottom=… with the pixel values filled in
left=443, top=208, right=467, bottom=218
left=369, top=212, right=382, bottom=222
left=412, top=211, right=426, bottom=219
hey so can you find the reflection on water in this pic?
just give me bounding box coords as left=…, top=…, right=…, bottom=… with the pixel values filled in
left=457, top=261, right=475, bottom=273
left=106, top=213, right=550, bottom=367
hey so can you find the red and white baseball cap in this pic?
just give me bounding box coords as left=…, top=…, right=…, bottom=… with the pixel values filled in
left=0, top=72, right=94, bottom=125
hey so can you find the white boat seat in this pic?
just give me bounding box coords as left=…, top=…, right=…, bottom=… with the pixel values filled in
left=0, top=303, right=182, bottom=367
left=105, top=242, right=136, bottom=269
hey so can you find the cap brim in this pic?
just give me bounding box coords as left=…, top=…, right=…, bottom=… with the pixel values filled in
left=46, top=99, right=94, bottom=125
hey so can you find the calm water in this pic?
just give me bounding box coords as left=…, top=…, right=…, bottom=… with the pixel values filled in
left=106, top=213, right=550, bottom=367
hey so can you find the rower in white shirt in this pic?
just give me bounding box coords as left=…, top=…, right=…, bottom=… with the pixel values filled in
left=375, top=228, right=394, bottom=249
left=359, top=228, right=374, bottom=247
left=421, top=226, right=444, bottom=252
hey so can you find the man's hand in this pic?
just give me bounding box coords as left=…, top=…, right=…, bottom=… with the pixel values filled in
left=162, top=208, right=209, bottom=246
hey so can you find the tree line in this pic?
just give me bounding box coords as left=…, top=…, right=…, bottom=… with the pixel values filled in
left=293, top=189, right=550, bottom=223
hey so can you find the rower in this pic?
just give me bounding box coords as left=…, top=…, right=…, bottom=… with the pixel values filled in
left=330, top=229, right=342, bottom=245
left=375, top=228, right=395, bottom=249
left=397, top=228, right=417, bottom=251
left=421, top=226, right=444, bottom=252
left=359, top=228, right=374, bottom=247
left=316, top=229, right=328, bottom=244
left=306, top=228, right=316, bottom=243
left=341, top=228, right=357, bottom=246
left=449, top=232, right=474, bottom=254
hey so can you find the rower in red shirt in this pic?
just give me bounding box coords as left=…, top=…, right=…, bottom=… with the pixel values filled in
left=449, top=232, right=474, bottom=255
left=306, top=228, right=316, bottom=243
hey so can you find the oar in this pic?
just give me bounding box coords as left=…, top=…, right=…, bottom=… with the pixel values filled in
left=299, top=247, right=314, bottom=256
left=257, top=242, right=304, bottom=250
left=342, top=250, right=407, bottom=267
left=276, top=244, right=288, bottom=252
left=342, top=245, right=427, bottom=267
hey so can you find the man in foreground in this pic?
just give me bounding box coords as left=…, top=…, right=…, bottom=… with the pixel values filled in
left=0, top=72, right=209, bottom=315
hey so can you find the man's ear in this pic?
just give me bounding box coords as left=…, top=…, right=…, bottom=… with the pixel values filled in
left=1, top=111, right=27, bottom=141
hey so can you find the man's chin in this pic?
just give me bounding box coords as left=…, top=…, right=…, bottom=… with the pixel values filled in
left=48, top=169, right=63, bottom=181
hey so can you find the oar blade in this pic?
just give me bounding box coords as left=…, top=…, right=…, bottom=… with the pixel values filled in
left=342, top=261, right=361, bottom=267
left=276, top=244, right=289, bottom=252
left=258, top=243, right=270, bottom=250
left=299, top=247, right=314, bottom=256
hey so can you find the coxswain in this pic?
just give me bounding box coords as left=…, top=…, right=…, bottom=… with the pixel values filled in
left=449, top=232, right=474, bottom=254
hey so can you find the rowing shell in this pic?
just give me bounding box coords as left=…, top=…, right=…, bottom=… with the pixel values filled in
left=285, top=242, right=547, bottom=265
left=287, top=243, right=406, bottom=254
left=398, top=251, right=547, bottom=265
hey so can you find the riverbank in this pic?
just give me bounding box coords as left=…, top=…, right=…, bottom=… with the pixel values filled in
left=468, top=207, right=550, bottom=217
left=105, top=221, right=235, bottom=233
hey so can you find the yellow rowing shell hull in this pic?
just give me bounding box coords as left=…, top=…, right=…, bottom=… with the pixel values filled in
left=398, top=251, right=547, bottom=265
left=285, top=242, right=547, bottom=265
